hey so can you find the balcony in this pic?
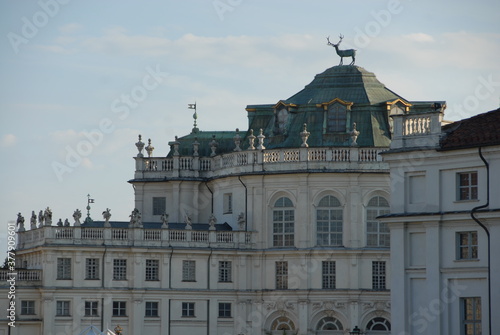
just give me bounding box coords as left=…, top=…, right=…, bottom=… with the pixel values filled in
left=134, top=146, right=388, bottom=180
left=16, top=225, right=253, bottom=251
left=0, top=269, right=42, bottom=285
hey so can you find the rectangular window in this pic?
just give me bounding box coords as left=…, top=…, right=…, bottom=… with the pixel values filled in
left=461, top=297, right=481, bottom=335
left=218, top=302, right=232, bottom=318
left=145, top=301, right=159, bottom=317
left=113, top=259, right=127, bottom=280
left=145, top=259, right=159, bottom=281
left=153, top=197, right=166, bottom=215
left=218, top=261, right=232, bottom=282
left=85, top=258, right=99, bottom=280
left=57, top=258, right=71, bottom=280
left=372, top=261, right=386, bottom=290
left=457, top=172, right=478, bottom=201
left=56, top=301, right=70, bottom=316
left=84, top=301, right=99, bottom=317
left=182, top=302, right=195, bottom=317
left=276, top=261, right=288, bottom=290
left=223, top=193, right=233, bottom=214
left=21, top=300, right=35, bottom=315
left=182, top=260, right=196, bottom=282
left=112, top=301, right=127, bottom=317
left=457, top=231, right=478, bottom=260
left=322, top=261, right=336, bottom=289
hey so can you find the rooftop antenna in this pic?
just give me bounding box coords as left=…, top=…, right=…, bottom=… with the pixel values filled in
left=84, top=194, right=94, bottom=224
left=188, top=102, right=199, bottom=133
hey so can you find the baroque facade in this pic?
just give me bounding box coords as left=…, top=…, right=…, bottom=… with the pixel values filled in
left=382, top=108, right=500, bottom=335
left=1, top=65, right=446, bottom=335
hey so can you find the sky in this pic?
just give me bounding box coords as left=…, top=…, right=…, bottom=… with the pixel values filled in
left=0, top=0, right=499, bottom=252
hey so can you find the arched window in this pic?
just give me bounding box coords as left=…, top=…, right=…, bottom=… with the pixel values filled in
left=317, top=195, right=343, bottom=246
left=327, top=103, right=347, bottom=132
left=366, top=196, right=390, bottom=247
left=366, top=317, right=391, bottom=333
left=316, top=316, right=344, bottom=330
left=271, top=316, right=295, bottom=330
left=273, top=197, right=294, bottom=247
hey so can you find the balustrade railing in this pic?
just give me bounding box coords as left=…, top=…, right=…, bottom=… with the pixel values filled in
left=17, top=226, right=253, bottom=250
left=137, top=146, right=385, bottom=178
left=0, top=269, right=42, bottom=281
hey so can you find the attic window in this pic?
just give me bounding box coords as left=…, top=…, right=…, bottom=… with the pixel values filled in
left=275, top=107, right=289, bottom=135
left=326, top=103, right=347, bottom=132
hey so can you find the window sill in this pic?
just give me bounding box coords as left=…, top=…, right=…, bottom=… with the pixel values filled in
left=182, top=280, right=196, bottom=282
left=84, top=278, right=100, bottom=280
left=454, top=258, right=480, bottom=262
left=84, top=315, right=100, bottom=318
left=454, top=199, right=479, bottom=204
left=181, top=315, right=196, bottom=318
left=112, top=315, right=128, bottom=318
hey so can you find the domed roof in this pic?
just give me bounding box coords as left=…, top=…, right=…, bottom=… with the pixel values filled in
left=284, top=65, right=405, bottom=105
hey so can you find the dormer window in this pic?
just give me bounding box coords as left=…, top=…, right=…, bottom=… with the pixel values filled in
left=327, top=103, right=347, bottom=132
left=275, top=107, right=289, bottom=135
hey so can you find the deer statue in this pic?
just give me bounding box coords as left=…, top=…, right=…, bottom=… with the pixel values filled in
left=327, top=34, right=356, bottom=66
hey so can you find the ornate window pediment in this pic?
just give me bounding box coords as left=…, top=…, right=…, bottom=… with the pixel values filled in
left=273, top=101, right=296, bottom=135
left=386, top=99, right=411, bottom=115
left=317, top=98, right=353, bottom=133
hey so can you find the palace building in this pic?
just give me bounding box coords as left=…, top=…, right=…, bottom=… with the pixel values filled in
left=1, top=65, right=450, bottom=335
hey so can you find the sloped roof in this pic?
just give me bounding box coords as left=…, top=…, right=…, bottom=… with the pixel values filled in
left=440, top=108, right=500, bottom=150
left=284, top=65, right=405, bottom=105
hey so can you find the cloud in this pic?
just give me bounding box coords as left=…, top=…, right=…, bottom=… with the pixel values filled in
left=0, top=134, right=17, bottom=147
left=59, top=23, right=83, bottom=35
left=404, top=33, right=435, bottom=43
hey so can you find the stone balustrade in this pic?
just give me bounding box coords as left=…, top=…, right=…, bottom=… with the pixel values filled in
left=135, top=146, right=387, bottom=180
left=390, top=111, right=443, bottom=150
left=16, top=226, right=253, bottom=251
left=0, top=269, right=42, bottom=282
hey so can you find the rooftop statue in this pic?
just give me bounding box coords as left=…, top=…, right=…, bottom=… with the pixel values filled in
left=327, top=34, right=356, bottom=66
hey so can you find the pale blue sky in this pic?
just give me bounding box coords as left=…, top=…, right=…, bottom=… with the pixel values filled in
left=1, top=0, right=499, bottom=251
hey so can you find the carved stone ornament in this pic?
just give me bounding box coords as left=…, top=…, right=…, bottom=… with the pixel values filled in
left=161, top=213, right=169, bottom=229
left=145, top=138, right=154, bottom=157
left=233, top=128, right=242, bottom=151
left=350, top=122, right=360, bottom=147
left=300, top=123, right=310, bottom=147
left=208, top=214, right=217, bottom=231
left=247, top=129, right=256, bottom=150
left=192, top=137, right=199, bottom=157
left=16, top=213, right=25, bottom=232
left=102, top=208, right=112, bottom=227
left=30, top=211, right=37, bottom=230
left=209, top=135, right=218, bottom=157
left=73, top=209, right=82, bottom=226
left=257, top=129, right=266, bottom=150
left=135, top=134, right=145, bottom=157
left=184, top=212, right=192, bottom=230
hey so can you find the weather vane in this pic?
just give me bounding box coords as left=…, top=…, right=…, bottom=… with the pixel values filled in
left=326, top=34, right=356, bottom=66
left=84, top=194, right=94, bottom=224
left=188, top=102, right=199, bottom=133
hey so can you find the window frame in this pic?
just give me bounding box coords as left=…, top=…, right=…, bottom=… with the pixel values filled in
left=113, top=259, right=127, bottom=281
left=181, top=302, right=195, bottom=317
left=182, top=260, right=196, bottom=282
left=21, top=300, right=35, bottom=315
left=56, top=258, right=72, bottom=280
left=457, top=171, right=478, bottom=201
left=85, top=258, right=100, bottom=280
left=152, top=196, right=166, bottom=216
left=223, top=193, right=233, bottom=214
left=457, top=231, right=478, bottom=260
left=322, top=261, right=336, bottom=289
left=275, top=261, right=288, bottom=290
left=460, top=297, right=481, bottom=335
left=218, top=302, right=232, bottom=318
left=84, top=301, right=99, bottom=317
left=272, top=197, right=295, bottom=248
left=366, top=196, right=390, bottom=247
left=56, top=300, right=71, bottom=316
left=145, top=259, right=159, bottom=281
left=372, top=261, right=386, bottom=290
left=218, top=261, right=232, bottom=282
left=316, top=195, right=343, bottom=247
left=145, top=301, right=159, bottom=317
left=112, top=301, right=127, bottom=317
